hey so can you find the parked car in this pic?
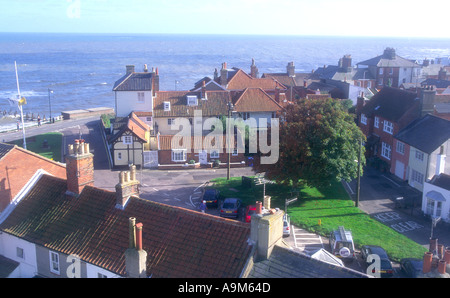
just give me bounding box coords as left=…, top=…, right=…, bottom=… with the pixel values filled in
left=220, top=198, right=241, bottom=219
left=361, top=245, right=394, bottom=277
left=329, top=226, right=355, bottom=262
left=245, top=205, right=257, bottom=223
left=201, top=188, right=220, bottom=208
left=400, top=258, right=423, bottom=278
left=283, top=214, right=291, bottom=237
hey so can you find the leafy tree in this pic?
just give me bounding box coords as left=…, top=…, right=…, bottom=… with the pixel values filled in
left=253, top=97, right=365, bottom=189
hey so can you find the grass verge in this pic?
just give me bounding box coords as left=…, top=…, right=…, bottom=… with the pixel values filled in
left=209, top=176, right=427, bottom=262
left=10, top=132, right=63, bottom=162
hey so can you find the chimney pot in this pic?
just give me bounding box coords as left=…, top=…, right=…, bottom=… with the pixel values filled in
left=256, top=201, right=262, bottom=214
left=438, top=260, right=447, bottom=274
left=423, top=251, right=433, bottom=273
left=130, top=164, right=136, bottom=181
left=135, top=223, right=143, bottom=251
left=129, top=217, right=136, bottom=249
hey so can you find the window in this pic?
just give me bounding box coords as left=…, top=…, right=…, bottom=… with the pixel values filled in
left=243, top=112, right=250, bottom=120
left=16, top=247, right=24, bottom=259
left=210, top=150, right=219, bottom=158
left=411, top=169, right=424, bottom=185
left=415, top=150, right=424, bottom=161
left=232, top=148, right=238, bottom=156
left=379, top=68, right=383, bottom=75
left=360, top=114, right=367, bottom=125
left=117, top=152, right=122, bottom=160
left=146, top=116, right=152, bottom=122
left=123, top=135, right=133, bottom=145
left=389, top=68, right=393, bottom=75
left=381, top=142, right=391, bottom=160
left=137, top=92, right=145, bottom=102
left=163, top=101, right=170, bottom=111
left=168, top=118, right=175, bottom=125
left=49, top=251, right=60, bottom=274
left=172, top=150, right=186, bottom=162
left=378, top=78, right=383, bottom=85
left=186, top=95, right=198, bottom=106
left=396, top=141, right=405, bottom=155
left=383, top=120, right=393, bottom=134
left=367, top=81, right=372, bottom=88
left=374, top=117, right=379, bottom=128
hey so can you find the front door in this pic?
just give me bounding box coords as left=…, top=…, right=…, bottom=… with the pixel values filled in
left=199, top=150, right=207, bottom=165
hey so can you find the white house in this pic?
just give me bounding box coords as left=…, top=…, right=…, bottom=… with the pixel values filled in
left=422, top=173, right=450, bottom=223
left=113, top=65, right=159, bottom=118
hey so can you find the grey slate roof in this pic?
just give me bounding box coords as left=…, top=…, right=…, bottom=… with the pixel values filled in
left=357, top=50, right=419, bottom=68
left=113, top=72, right=153, bottom=91
left=0, top=143, right=15, bottom=160
left=0, top=255, right=19, bottom=278
left=247, top=245, right=369, bottom=278
left=395, top=114, right=450, bottom=154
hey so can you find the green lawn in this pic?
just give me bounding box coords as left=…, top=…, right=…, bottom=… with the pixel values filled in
left=209, top=176, right=427, bottom=262
left=10, top=132, right=63, bottom=162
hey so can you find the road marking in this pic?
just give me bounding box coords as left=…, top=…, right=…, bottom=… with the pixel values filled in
left=391, top=221, right=424, bottom=233
left=373, top=212, right=401, bottom=222
left=292, top=226, right=323, bottom=253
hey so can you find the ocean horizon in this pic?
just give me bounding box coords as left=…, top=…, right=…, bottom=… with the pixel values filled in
left=1, top=32, right=450, bottom=129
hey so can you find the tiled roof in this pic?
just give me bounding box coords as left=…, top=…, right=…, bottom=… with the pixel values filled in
left=224, top=69, right=286, bottom=90
left=360, top=87, right=419, bottom=121
left=0, top=174, right=252, bottom=278
left=113, top=72, right=153, bottom=91
left=109, top=112, right=150, bottom=143
left=153, top=90, right=231, bottom=117
left=262, top=72, right=315, bottom=87
left=394, top=114, right=450, bottom=154
left=357, top=52, right=419, bottom=68
left=0, top=145, right=66, bottom=212
left=247, top=245, right=369, bottom=278
left=232, top=88, right=283, bottom=113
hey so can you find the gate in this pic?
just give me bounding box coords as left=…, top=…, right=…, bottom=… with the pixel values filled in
left=143, top=150, right=158, bottom=168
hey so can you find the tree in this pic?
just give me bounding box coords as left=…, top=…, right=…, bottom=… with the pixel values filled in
left=253, top=97, right=365, bottom=189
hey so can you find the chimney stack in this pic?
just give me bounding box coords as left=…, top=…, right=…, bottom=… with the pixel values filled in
left=152, top=67, right=160, bottom=96
left=250, top=208, right=284, bottom=261
left=144, top=64, right=148, bottom=73
left=65, top=139, right=94, bottom=196
left=125, top=217, right=147, bottom=278
left=201, top=81, right=207, bottom=100
left=115, top=164, right=140, bottom=209
left=250, top=58, right=259, bottom=78
left=420, top=85, right=437, bottom=117
left=287, top=62, right=295, bottom=77
left=220, top=62, right=228, bottom=86
left=126, top=65, right=135, bottom=75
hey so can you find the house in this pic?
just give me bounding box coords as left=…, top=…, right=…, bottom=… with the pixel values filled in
left=113, top=64, right=159, bottom=117
left=108, top=112, right=153, bottom=168
left=392, top=114, right=450, bottom=191
left=422, top=173, right=450, bottom=223
left=156, top=135, right=246, bottom=169
left=262, top=61, right=318, bottom=88
left=152, top=90, right=231, bottom=136
left=0, top=142, right=66, bottom=214
left=0, top=140, right=367, bottom=278
left=357, top=87, right=422, bottom=169
left=357, top=47, right=421, bottom=89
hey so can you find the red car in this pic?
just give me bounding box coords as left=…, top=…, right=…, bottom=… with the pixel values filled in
left=245, top=205, right=257, bottom=223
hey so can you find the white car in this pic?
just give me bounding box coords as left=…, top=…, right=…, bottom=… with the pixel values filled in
left=283, top=214, right=291, bottom=237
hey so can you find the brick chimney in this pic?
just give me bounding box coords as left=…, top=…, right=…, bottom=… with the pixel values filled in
left=65, top=139, right=94, bottom=196
left=126, top=65, right=135, bottom=75
left=152, top=67, right=160, bottom=96
left=250, top=207, right=284, bottom=261
left=115, top=164, right=140, bottom=209
left=438, top=67, right=447, bottom=80
left=287, top=62, right=295, bottom=77
left=125, top=217, right=147, bottom=278
left=220, top=63, right=228, bottom=86
left=250, top=58, right=259, bottom=78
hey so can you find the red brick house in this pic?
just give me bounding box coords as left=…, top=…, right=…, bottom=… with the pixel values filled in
left=357, top=87, right=421, bottom=169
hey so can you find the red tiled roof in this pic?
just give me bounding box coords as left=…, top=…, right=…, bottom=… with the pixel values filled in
left=0, top=145, right=66, bottom=212
left=226, top=69, right=286, bottom=90
left=232, top=88, right=283, bottom=112
left=109, top=112, right=150, bottom=143
left=0, top=174, right=252, bottom=278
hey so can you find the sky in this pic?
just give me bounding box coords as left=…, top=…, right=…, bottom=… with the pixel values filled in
left=2, top=0, right=450, bottom=38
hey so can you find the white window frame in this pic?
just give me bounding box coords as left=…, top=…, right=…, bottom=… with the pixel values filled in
left=381, top=142, right=391, bottom=160
left=163, top=101, right=170, bottom=111
left=383, top=120, right=393, bottom=134
left=171, top=149, right=186, bottom=162
left=210, top=149, right=219, bottom=159
left=411, top=169, right=424, bottom=185
left=186, top=95, right=198, bottom=106
left=123, top=135, right=133, bottom=145
left=374, top=117, right=379, bottom=128
left=360, top=114, right=367, bottom=125
left=415, top=150, right=424, bottom=161
left=168, top=118, right=175, bottom=125
left=49, top=251, right=60, bottom=275
left=396, top=141, right=405, bottom=155
left=137, top=92, right=145, bottom=103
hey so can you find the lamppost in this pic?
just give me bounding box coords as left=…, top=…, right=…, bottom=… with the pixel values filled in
left=355, top=137, right=362, bottom=208
left=227, top=101, right=234, bottom=180
left=48, top=88, right=53, bottom=122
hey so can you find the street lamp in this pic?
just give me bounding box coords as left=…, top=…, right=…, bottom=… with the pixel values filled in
left=48, top=88, right=53, bottom=122
left=355, top=137, right=362, bottom=208
left=227, top=101, right=234, bottom=180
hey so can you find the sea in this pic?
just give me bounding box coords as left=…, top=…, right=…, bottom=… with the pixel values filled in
left=1, top=32, right=450, bottom=131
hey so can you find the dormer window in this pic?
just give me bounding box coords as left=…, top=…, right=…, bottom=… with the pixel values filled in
left=163, top=101, right=170, bottom=111
left=187, top=95, right=198, bottom=106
